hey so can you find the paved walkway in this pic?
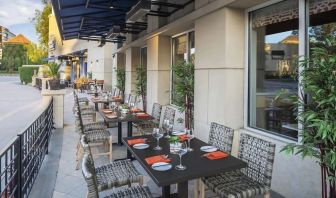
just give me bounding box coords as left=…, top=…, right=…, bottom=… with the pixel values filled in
left=0, top=76, right=45, bottom=150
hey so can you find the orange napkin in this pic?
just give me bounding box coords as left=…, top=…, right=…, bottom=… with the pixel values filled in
left=145, top=155, right=171, bottom=165
left=136, top=113, right=150, bottom=118
left=112, top=96, right=121, bottom=99
left=127, top=138, right=146, bottom=146
left=204, top=151, right=229, bottom=160
left=131, top=108, right=142, bottom=113
left=179, top=135, right=188, bottom=142
left=101, top=109, right=113, bottom=113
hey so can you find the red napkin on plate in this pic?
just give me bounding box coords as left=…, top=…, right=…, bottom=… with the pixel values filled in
left=131, top=108, right=142, bottom=113
left=179, top=135, right=188, bottom=142
left=101, top=109, right=113, bottom=113
left=136, top=113, right=150, bottom=118
left=204, top=151, right=229, bottom=160
left=145, top=155, right=171, bottom=165
left=127, top=138, right=146, bottom=146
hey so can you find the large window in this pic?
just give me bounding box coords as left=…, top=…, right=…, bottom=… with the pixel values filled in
left=171, top=31, right=195, bottom=103
left=248, top=0, right=299, bottom=140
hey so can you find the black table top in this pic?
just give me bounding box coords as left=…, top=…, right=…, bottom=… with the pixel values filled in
left=122, top=135, right=247, bottom=186
left=91, top=97, right=122, bottom=104
left=99, top=109, right=155, bottom=123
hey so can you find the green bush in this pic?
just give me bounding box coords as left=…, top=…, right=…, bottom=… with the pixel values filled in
left=18, top=67, right=39, bottom=84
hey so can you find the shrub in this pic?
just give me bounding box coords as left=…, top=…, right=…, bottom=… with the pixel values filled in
left=18, top=67, right=39, bottom=84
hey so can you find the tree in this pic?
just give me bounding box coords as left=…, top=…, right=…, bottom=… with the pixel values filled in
left=32, top=2, right=51, bottom=51
left=171, top=61, right=194, bottom=130
left=135, top=65, right=147, bottom=111
left=116, top=67, right=125, bottom=97
left=281, top=37, right=336, bottom=198
left=1, top=44, right=27, bottom=72
left=26, top=43, right=47, bottom=64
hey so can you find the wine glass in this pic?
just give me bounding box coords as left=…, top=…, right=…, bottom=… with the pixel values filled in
left=186, top=129, right=194, bottom=152
left=163, top=119, right=170, bottom=138
left=175, top=142, right=188, bottom=170
left=152, top=128, right=163, bottom=150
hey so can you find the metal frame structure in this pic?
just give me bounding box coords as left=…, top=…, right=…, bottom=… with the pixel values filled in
left=51, top=0, right=194, bottom=43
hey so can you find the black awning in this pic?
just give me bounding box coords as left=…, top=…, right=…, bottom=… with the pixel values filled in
left=51, top=0, right=141, bottom=42
left=51, top=0, right=194, bottom=43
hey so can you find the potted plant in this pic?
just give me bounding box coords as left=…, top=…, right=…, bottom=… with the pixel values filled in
left=47, top=62, right=61, bottom=90
left=135, top=65, right=147, bottom=111
left=116, top=67, right=125, bottom=100
left=171, top=61, right=194, bottom=130
left=280, top=37, right=336, bottom=198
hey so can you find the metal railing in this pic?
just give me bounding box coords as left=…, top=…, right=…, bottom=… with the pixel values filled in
left=0, top=99, right=53, bottom=198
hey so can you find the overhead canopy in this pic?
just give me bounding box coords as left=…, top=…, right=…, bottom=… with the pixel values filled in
left=51, top=0, right=143, bottom=43
left=51, top=0, right=194, bottom=43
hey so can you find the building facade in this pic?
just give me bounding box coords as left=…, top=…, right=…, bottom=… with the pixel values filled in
left=0, top=26, right=16, bottom=46
left=52, top=0, right=336, bottom=197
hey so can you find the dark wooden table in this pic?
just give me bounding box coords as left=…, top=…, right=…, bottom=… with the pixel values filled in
left=99, top=110, right=154, bottom=147
left=122, top=135, right=247, bottom=198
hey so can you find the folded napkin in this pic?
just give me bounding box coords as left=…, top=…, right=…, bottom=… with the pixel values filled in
left=179, top=135, right=188, bottom=142
left=131, top=108, right=142, bottom=113
left=145, top=155, right=171, bottom=165
left=204, top=151, right=229, bottom=160
left=112, top=96, right=121, bottom=99
left=136, top=113, right=150, bottom=118
left=127, top=138, right=146, bottom=146
left=101, top=109, right=113, bottom=113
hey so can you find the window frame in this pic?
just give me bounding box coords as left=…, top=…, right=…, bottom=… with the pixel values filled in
left=170, top=29, right=195, bottom=105
left=244, top=0, right=307, bottom=143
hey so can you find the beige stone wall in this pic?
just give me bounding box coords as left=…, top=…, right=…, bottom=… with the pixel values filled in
left=194, top=7, right=245, bottom=141
left=125, top=47, right=140, bottom=94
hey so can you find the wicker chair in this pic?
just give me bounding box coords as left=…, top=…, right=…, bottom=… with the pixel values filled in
left=135, top=103, right=163, bottom=135
left=198, top=133, right=276, bottom=198
left=161, top=106, right=175, bottom=134
left=208, top=122, right=234, bottom=153
left=82, top=154, right=153, bottom=198
left=75, top=97, right=112, bottom=166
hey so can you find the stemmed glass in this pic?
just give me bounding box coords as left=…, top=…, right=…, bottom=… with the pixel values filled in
left=175, top=142, right=188, bottom=170
left=163, top=119, right=171, bottom=138
left=152, top=128, right=163, bottom=150
left=186, top=129, right=194, bottom=152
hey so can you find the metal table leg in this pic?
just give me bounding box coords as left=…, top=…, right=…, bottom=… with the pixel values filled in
left=118, top=122, right=122, bottom=145
left=127, top=121, right=133, bottom=159
left=177, top=181, right=188, bottom=198
left=162, top=186, right=171, bottom=198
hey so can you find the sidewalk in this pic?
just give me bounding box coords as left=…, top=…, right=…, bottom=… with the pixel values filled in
left=0, top=76, right=44, bottom=149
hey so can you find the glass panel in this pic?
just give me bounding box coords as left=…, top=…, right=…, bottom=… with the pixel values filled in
left=141, top=47, right=147, bottom=69
left=189, top=32, right=195, bottom=64
left=172, top=34, right=188, bottom=104
left=173, top=34, right=188, bottom=64
left=309, top=0, right=336, bottom=47
left=249, top=0, right=299, bottom=140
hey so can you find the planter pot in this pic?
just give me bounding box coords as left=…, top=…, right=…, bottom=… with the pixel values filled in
left=48, top=79, right=60, bottom=90
left=170, top=142, right=181, bottom=154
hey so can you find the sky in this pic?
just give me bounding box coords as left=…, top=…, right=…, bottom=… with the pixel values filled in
left=0, top=0, right=44, bottom=44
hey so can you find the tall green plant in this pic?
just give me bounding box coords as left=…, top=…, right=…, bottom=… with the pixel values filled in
left=280, top=37, right=336, bottom=198
left=47, top=62, right=61, bottom=79
left=135, top=65, right=147, bottom=111
left=116, top=67, right=125, bottom=96
left=171, top=61, right=194, bottom=130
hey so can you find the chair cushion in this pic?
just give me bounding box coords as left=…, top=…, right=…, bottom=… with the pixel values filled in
left=103, top=185, right=153, bottom=198
left=85, top=130, right=110, bottom=142
left=202, top=170, right=270, bottom=198
left=95, top=160, right=142, bottom=191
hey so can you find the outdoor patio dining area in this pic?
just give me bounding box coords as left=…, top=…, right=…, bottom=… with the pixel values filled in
left=28, top=88, right=282, bottom=198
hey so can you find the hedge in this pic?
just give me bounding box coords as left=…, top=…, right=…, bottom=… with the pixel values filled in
left=18, top=67, right=39, bottom=84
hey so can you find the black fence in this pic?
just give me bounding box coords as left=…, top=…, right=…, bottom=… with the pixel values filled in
left=0, top=99, right=53, bottom=198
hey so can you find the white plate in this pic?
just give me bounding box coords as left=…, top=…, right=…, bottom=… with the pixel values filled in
left=200, top=146, right=218, bottom=153
left=151, top=162, right=172, bottom=171
left=133, top=143, right=149, bottom=149
left=172, top=131, right=186, bottom=136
